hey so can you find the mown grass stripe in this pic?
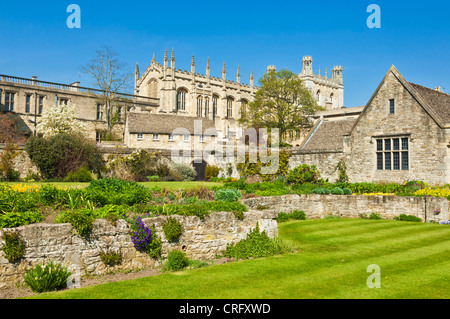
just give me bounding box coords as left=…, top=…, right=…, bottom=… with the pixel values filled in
left=27, top=219, right=450, bottom=300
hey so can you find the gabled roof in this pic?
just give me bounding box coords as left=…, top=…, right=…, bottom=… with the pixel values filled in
left=408, top=82, right=450, bottom=125
left=127, top=112, right=217, bottom=135
left=299, top=118, right=356, bottom=152
left=348, top=65, right=450, bottom=134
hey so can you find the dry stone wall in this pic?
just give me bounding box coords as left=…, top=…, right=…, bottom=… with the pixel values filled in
left=0, top=211, right=278, bottom=289
left=242, top=194, right=449, bottom=223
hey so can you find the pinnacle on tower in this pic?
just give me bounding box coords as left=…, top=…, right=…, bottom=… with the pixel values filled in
left=151, top=53, right=156, bottom=63
left=164, top=49, right=168, bottom=61
left=191, top=54, right=196, bottom=75
left=236, top=65, right=241, bottom=84
left=171, top=49, right=175, bottom=61
left=206, top=58, right=210, bottom=70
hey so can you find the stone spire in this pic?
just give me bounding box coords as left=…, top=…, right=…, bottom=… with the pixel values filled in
left=135, top=62, right=140, bottom=84
left=222, top=62, right=226, bottom=80
left=164, top=49, right=168, bottom=69
left=250, top=69, right=254, bottom=88
left=170, top=49, right=175, bottom=69
left=206, top=58, right=211, bottom=87
left=191, top=54, right=195, bottom=74
left=236, top=65, right=241, bottom=84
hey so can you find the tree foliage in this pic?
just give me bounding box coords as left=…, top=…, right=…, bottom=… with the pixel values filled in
left=238, top=69, right=323, bottom=144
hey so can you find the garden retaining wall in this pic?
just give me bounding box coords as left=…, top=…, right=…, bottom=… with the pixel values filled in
left=0, top=211, right=278, bottom=289
left=242, top=194, right=449, bottom=223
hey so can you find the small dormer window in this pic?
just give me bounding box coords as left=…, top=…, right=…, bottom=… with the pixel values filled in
left=389, top=99, right=395, bottom=114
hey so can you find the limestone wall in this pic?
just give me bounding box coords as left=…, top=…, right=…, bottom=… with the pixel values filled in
left=242, top=194, right=449, bottom=223
left=288, top=150, right=344, bottom=183
left=0, top=211, right=277, bottom=288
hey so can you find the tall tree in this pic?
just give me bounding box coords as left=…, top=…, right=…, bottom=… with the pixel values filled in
left=239, top=69, right=324, bottom=145
left=81, top=46, right=133, bottom=134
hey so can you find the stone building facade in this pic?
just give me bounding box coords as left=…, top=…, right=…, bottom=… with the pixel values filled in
left=0, top=74, right=159, bottom=142
left=295, top=65, right=450, bottom=185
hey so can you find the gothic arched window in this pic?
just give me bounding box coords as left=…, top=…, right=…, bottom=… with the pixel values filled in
left=212, top=95, right=219, bottom=117
left=177, top=89, right=187, bottom=111
left=197, top=96, right=203, bottom=117
left=204, top=97, right=210, bottom=117
left=227, top=97, right=234, bottom=118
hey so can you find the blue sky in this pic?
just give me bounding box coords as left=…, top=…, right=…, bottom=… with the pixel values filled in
left=0, top=0, right=449, bottom=108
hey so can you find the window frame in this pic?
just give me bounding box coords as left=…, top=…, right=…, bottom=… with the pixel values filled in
left=25, top=94, right=32, bottom=113
left=38, top=96, right=44, bottom=114
left=226, top=97, right=233, bottom=118
left=177, top=89, right=187, bottom=111
left=137, top=133, right=144, bottom=140
left=389, top=99, right=395, bottom=114
left=5, top=92, right=15, bottom=112
left=96, top=104, right=104, bottom=121
left=376, top=136, right=409, bottom=171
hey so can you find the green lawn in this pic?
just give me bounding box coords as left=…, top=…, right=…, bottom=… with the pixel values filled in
left=27, top=219, right=450, bottom=299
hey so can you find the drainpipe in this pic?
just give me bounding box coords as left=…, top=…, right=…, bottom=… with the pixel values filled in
left=34, top=92, right=37, bottom=136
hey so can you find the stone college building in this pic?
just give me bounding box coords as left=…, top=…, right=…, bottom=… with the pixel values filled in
left=0, top=51, right=449, bottom=185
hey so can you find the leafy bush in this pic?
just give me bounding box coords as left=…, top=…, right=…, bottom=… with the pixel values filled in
left=65, top=167, right=94, bottom=183
left=55, top=209, right=95, bottom=237
left=26, top=132, right=104, bottom=180
left=343, top=188, right=352, bottom=195
left=276, top=210, right=307, bottom=223
left=162, top=217, right=182, bottom=242
left=223, top=223, right=293, bottom=260
left=312, top=188, right=331, bottom=195
left=205, top=165, right=220, bottom=180
left=183, top=187, right=215, bottom=201
left=236, top=149, right=291, bottom=182
left=394, top=214, right=422, bottom=223
left=0, top=143, right=21, bottom=182
left=0, top=210, right=44, bottom=228
left=24, top=260, right=72, bottom=293
left=214, top=188, right=242, bottom=202
left=171, top=164, right=197, bottom=181
left=1, top=231, right=26, bottom=263
left=99, top=248, right=122, bottom=266
left=166, top=250, right=189, bottom=271
left=85, top=179, right=151, bottom=206
left=331, top=187, right=344, bottom=195
left=286, top=164, right=321, bottom=185
left=203, top=201, right=247, bottom=212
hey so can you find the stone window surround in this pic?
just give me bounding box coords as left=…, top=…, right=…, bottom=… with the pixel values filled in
left=4, top=90, right=17, bottom=111
left=374, top=134, right=410, bottom=171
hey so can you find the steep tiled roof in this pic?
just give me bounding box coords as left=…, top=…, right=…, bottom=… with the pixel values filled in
left=300, top=118, right=356, bottom=151
left=127, top=112, right=217, bottom=135
left=408, top=82, right=450, bottom=125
